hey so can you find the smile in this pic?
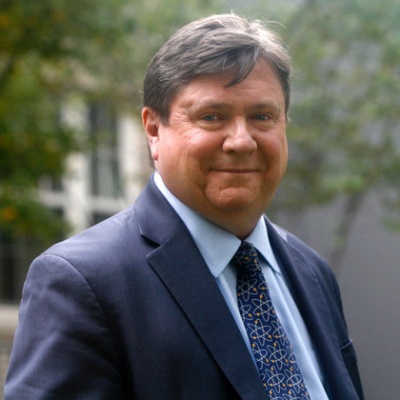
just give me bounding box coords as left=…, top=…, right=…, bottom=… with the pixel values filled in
left=213, top=169, right=258, bottom=174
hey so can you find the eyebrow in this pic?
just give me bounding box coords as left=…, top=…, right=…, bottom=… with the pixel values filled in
left=184, top=100, right=282, bottom=113
left=251, top=102, right=282, bottom=112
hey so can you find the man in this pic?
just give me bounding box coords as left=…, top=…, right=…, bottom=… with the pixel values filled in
left=5, top=14, right=364, bottom=399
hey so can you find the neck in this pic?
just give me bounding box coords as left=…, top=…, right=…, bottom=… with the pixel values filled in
left=201, top=210, right=262, bottom=241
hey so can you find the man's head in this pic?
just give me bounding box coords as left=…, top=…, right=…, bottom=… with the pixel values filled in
left=142, top=14, right=291, bottom=239
left=143, top=13, right=292, bottom=123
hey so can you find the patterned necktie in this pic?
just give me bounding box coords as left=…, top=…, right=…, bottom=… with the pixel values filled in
left=232, top=241, right=310, bottom=400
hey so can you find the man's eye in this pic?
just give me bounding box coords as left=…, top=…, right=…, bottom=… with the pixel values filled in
left=201, top=114, right=220, bottom=122
left=253, top=114, right=270, bottom=121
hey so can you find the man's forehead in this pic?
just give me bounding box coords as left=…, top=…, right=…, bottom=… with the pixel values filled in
left=174, top=81, right=284, bottom=111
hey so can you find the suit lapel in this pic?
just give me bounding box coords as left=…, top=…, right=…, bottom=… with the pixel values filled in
left=267, top=221, right=340, bottom=346
left=136, top=180, right=268, bottom=400
left=266, top=220, right=360, bottom=399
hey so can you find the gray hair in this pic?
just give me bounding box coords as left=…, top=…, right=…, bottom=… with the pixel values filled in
left=143, top=13, right=292, bottom=122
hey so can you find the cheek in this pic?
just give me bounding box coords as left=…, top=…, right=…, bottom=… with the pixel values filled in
left=264, top=133, right=287, bottom=161
left=279, top=136, right=288, bottom=168
left=157, top=136, right=195, bottom=179
left=157, top=127, right=221, bottom=184
left=260, top=134, right=288, bottom=182
left=156, top=129, right=182, bottom=166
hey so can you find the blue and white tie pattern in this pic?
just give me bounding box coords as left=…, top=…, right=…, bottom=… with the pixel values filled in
left=233, top=242, right=310, bottom=400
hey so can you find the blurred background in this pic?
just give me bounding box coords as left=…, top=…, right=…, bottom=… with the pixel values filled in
left=1, top=0, right=399, bottom=398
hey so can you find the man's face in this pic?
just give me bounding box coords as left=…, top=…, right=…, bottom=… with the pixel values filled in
left=143, top=61, right=288, bottom=238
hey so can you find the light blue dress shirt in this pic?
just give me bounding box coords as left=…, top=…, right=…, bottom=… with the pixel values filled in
left=154, top=173, right=328, bottom=399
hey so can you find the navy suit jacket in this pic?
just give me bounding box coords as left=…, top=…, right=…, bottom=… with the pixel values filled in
left=5, top=178, right=364, bottom=399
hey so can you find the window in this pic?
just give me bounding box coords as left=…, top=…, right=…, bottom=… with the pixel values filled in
left=0, top=233, right=42, bottom=303
left=89, top=103, right=122, bottom=199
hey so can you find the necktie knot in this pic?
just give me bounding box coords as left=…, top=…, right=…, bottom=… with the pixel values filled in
left=232, top=241, right=261, bottom=275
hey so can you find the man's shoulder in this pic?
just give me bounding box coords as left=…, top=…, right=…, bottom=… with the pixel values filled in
left=268, top=221, right=322, bottom=258
left=267, top=219, right=335, bottom=278
left=41, top=205, right=140, bottom=268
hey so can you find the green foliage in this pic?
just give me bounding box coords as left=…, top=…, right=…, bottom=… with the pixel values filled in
left=0, top=0, right=135, bottom=240
left=0, top=56, right=76, bottom=239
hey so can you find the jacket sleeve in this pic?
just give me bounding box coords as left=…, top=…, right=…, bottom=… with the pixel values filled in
left=5, top=253, right=125, bottom=399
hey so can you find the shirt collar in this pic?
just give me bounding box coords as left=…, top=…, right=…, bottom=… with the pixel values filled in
left=153, top=172, right=281, bottom=277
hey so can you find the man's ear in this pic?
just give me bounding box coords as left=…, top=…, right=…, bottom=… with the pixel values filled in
left=142, top=106, right=160, bottom=162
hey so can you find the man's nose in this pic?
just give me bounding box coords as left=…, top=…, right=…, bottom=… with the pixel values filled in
left=222, top=118, right=257, bottom=153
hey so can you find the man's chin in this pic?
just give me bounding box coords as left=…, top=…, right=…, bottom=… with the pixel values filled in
left=206, top=190, right=260, bottom=213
